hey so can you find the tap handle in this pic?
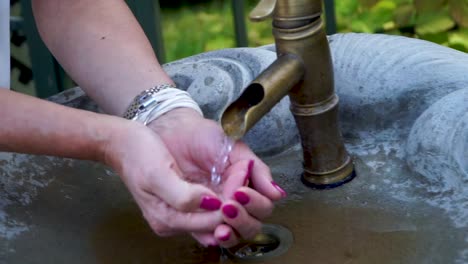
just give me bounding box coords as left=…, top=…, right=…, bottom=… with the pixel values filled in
left=249, top=0, right=276, bottom=22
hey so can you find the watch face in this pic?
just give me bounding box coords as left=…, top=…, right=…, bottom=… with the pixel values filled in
left=125, top=84, right=190, bottom=120
left=139, top=94, right=151, bottom=103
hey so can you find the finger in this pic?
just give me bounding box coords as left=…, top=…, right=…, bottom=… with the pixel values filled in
left=142, top=150, right=222, bottom=212
left=233, top=187, right=274, bottom=220
left=229, top=142, right=286, bottom=201
left=142, top=198, right=224, bottom=235
left=221, top=159, right=254, bottom=199
left=191, top=232, right=218, bottom=247
left=188, top=122, right=229, bottom=171
left=215, top=224, right=239, bottom=248
left=221, top=202, right=262, bottom=240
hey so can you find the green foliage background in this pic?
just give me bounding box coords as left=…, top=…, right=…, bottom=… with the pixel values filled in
left=161, top=0, right=468, bottom=62
left=10, top=0, right=468, bottom=95
left=336, top=0, right=468, bottom=52
left=161, top=0, right=273, bottom=62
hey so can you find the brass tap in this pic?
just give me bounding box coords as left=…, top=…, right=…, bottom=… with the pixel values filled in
left=221, top=0, right=355, bottom=189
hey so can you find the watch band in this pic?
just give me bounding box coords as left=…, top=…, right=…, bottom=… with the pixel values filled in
left=122, top=84, right=173, bottom=120
left=122, top=84, right=203, bottom=125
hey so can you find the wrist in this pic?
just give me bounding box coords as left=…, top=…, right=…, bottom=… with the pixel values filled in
left=122, top=84, right=203, bottom=126
left=96, top=116, right=143, bottom=167
left=147, top=108, right=204, bottom=132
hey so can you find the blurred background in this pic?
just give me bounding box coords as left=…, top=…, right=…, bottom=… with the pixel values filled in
left=9, top=0, right=468, bottom=97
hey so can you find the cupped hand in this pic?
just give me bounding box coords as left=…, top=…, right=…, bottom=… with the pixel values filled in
left=148, top=108, right=287, bottom=247
left=102, top=119, right=226, bottom=239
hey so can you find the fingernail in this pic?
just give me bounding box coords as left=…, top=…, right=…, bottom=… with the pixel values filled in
left=222, top=204, right=238, bottom=219
left=271, top=181, right=287, bottom=197
left=200, top=196, right=222, bottom=211
left=234, top=191, right=250, bottom=205
left=219, top=232, right=231, bottom=241
left=244, top=160, right=254, bottom=186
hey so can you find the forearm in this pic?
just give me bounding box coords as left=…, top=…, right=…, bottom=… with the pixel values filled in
left=32, top=0, right=172, bottom=116
left=0, top=89, right=123, bottom=161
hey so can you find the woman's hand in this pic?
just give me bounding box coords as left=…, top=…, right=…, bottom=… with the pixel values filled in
left=102, top=108, right=286, bottom=247
left=148, top=108, right=287, bottom=247
left=102, top=120, right=226, bottom=239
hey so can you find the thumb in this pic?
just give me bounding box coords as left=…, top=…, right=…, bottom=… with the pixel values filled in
left=146, top=159, right=222, bottom=212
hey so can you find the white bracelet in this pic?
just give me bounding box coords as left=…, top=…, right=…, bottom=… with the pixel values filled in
left=123, top=84, right=203, bottom=125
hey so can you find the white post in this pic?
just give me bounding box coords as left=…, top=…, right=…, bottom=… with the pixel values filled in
left=0, top=0, right=10, bottom=88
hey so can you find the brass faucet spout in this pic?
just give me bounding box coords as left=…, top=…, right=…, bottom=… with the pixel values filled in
left=221, top=54, right=304, bottom=140
left=222, top=0, right=355, bottom=189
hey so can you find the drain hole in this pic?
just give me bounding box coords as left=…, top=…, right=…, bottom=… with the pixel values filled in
left=224, top=224, right=293, bottom=262
left=232, top=233, right=280, bottom=258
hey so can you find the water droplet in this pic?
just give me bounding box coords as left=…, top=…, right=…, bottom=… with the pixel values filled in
left=211, top=136, right=235, bottom=188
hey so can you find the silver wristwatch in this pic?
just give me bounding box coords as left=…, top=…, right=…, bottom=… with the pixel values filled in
left=122, top=84, right=173, bottom=120
left=123, top=84, right=203, bottom=125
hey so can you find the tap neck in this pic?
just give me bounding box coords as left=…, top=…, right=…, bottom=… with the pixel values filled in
left=273, top=0, right=322, bottom=28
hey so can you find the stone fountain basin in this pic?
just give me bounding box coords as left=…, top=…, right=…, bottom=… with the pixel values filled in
left=0, top=33, right=467, bottom=263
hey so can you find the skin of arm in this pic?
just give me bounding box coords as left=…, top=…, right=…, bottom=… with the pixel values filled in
left=32, top=0, right=172, bottom=116
left=0, top=88, right=120, bottom=161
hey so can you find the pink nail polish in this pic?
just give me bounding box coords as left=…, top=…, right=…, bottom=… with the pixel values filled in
left=271, top=181, right=287, bottom=197
left=200, top=196, right=222, bottom=211
left=234, top=191, right=250, bottom=205
left=219, top=232, right=231, bottom=241
left=244, top=160, right=254, bottom=186
left=222, top=204, right=238, bottom=219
